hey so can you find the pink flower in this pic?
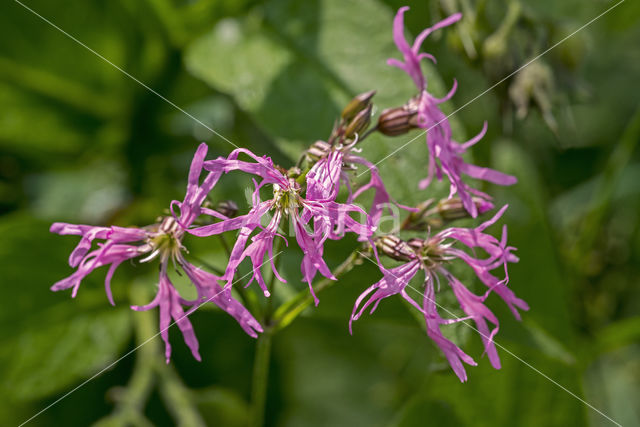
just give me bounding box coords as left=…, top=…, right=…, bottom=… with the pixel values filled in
left=187, top=148, right=376, bottom=305
left=389, top=7, right=516, bottom=217
left=306, top=141, right=412, bottom=227
left=50, top=143, right=263, bottom=363
left=350, top=206, right=528, bottom=381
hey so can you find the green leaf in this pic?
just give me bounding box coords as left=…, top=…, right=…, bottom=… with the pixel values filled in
left=492, top=139, right=575, bottom=343
left=194, top=386, right=250, bottom=427
left=391, top=397, right=463, bottom=427
left=185, top=0, right=463, bottom=203
left=1, top=308, right=131, bottom=400
left=0, top=214, right=132, bottom=401
left=418, top=341, right=588, bottom=427
left=583, top=344, right=640, bottom=427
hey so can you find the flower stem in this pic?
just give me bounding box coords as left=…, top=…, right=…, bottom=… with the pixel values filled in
left=157, top=362, right=206, bottom=427
left=359, top=124, right=379, bottom=141
left=249, top=330, right=273, bottom=427
left=95, top=284, right=157, bottom=426
left=98, top=282, right=206, bottom=426
left=218, top=234, right=231, bottom=257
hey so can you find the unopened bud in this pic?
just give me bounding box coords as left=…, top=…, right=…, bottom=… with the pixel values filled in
left=377, top=101, right=419, bottom=136
left=375, top=235, right=415, bottom=261
left=344, top=104, right=372, bottom=139
left=341, top=90, right=376, bottom=121
left=401, top=199, right=434, bottom=231
left=403, top=197, right=494, bottom=230
left=437, top=197, right=494, bottom=221
left=215, top=200, right=238, bottom=218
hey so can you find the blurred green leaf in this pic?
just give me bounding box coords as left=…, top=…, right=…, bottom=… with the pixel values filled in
left=0, top=214, right=132, bottom=401
left=276, top=318, right=437, bottom=427
left=583, top=345, right=640, bottom=427
left=595, top=316, right=640, bottom=355
left=521, top=321, right=576, bottom=365
left=390, top=398, right=462, bottom=427
left=492, top=139, right=575, bottom=342
left=194, top=385, right=250, bottom=427
left=184, top=0, right=461, bottom=176
left=1, top=308, right=131, bottom=401
left=418, top=342, right=588, bottom=427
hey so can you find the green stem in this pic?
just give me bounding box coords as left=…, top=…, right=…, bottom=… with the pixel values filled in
left=102, top=282, right=206, bottom=426
left=94, top=283, right=158, bottom=426
left=359, top=124, right=378, bottom=141
left=157, top=362, right=206, bottom=427
left=218, top=234, right=231, bottom=257
left=272, top=251, right=362, bottom=331
left=249, top=331, right=273, bottom=427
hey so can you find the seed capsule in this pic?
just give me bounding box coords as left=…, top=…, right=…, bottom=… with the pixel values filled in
left=375, top=235, right=415, bottom=261
left=377, top=101, right=419, bottom=136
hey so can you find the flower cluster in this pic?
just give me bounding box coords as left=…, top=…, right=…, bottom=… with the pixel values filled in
left=50, top=6, right=527, bottom=381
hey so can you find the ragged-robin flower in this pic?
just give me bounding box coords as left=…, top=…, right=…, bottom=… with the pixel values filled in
left=305, top=139, right=407, bottom=227
left=304, top=90, right=414, bottom=228
left=50, top=143, right=262, bottom=363
left=388, top=7, right=516, bottom=217
left=185, top=148, right=376, bottom=305
left=349, top=205, right=528, bottom=382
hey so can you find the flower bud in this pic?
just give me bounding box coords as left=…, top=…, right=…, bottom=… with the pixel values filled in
left=375, top=235, right=415, bottom=261
left=401, top=199, right=434, bottom=230
left=437, top=197, right=494, bottom=221
left=344, top=104, right=372, bottom=139
left=341, top=90, right=376, bottom=121
left=403, top=197, right=494, bottom=230
left=377, top=102, right=418, bottom=136
left=215, top=200, right=239, bottom=218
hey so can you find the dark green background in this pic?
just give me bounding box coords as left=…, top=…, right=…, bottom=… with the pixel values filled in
left=1, top=0, right=639, bottom=426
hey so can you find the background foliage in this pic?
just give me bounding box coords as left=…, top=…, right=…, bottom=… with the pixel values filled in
left=1, top=0, right=639, bottom=426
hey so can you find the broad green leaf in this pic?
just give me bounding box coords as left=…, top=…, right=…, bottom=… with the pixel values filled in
left=492, top=139, right=575, bottom=343
left=194, top=385, right=250, bottom=427
left=0, top=214, right=132, bottom=402
left=391, top=397, right=463, bottom=427
left=27, top=161, right=129, bottom=223
left=1, top=308, right=131, bottom=400
left=276, top=318, right=438, bottom=427
left=583, top=344, right=640, bottom=427
left=185, top=0, right=464, bottom=208
left=418, top=340, right=588, bottom=427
